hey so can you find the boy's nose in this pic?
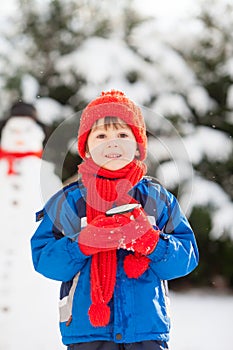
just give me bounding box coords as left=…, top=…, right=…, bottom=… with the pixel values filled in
left=107, top=139, right=119, bottom=148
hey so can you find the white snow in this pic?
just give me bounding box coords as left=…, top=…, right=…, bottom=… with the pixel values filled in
left=224, top=58, right=233, bottom=79
left=133, top=0, right=199, bottom=20
left=35, top=97, right=73, bottom=124
left=183, top=126, right=233, bottom=164
left=156, top=160, right=193, bottom=189
left=56, top=37, right=141, bottom=84
left=169, top=290, right=233, bottom=350
left=187, top=85, right=217, bottom=115
left=21, top=74, right=40, bottom=103
left=55, top=36, right=152, bottom=105
left=148, top=132, right=192, bottom=164
left=152, top=93, right=192, bottom=120
left=211, top=202, right=233, bottom=240
left=0, top=0, right=17, bottom=23
left=181, top=175, right=230, bottom=210
left=131, top=23, right=196, bottom=93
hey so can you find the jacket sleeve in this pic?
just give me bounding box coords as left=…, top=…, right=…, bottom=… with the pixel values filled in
left=148, top=186, right=199, bottom=280
left=31, top=191, right=89, bottom=282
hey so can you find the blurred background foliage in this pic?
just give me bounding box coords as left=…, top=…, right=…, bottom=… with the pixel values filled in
left=0, top=0, right=232, bottom=290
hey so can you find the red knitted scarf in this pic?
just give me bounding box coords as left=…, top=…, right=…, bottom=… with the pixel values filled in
left=78, top=158, right=147, bottom=327
left=0, top=148, right=43, bottom=175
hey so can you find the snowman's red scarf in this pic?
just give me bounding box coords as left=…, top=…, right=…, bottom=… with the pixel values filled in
left=78, top=158, right=147, bottom=327
left=0, top=148, right=43, bottom=175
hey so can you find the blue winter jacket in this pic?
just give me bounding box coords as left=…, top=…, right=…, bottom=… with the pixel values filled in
left=31, top=177, right=199, bottom=345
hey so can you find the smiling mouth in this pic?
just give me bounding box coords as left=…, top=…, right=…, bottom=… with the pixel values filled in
left=105, top=153, right=121, bottom=159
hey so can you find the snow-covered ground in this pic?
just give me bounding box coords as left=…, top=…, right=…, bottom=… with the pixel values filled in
left=169, top=289, right=233, bottom=350
left=1, top=285, right=231, bottom=350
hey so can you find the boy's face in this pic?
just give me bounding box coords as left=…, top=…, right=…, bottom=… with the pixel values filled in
left=87, top=117, right=138, bottom=171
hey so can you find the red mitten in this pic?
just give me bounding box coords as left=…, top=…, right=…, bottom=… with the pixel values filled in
left=112, top=207, right=161, bottom=279
left=78, top=214, right=130, bottom=255
left=129, top=227, right=160, bottom=255
left=124, top=207, right=160, bottom=255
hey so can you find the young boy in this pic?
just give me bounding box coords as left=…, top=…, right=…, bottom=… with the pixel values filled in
left=31, top=90, right=199, bottom=350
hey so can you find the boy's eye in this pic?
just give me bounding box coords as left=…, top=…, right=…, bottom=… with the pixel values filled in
left=119, top=133, right=128, bottom=138
left=96, top=133, right=106, bottom=139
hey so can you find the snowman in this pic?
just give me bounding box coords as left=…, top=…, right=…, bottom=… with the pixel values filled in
left=0, top=102, right=65, bottom=350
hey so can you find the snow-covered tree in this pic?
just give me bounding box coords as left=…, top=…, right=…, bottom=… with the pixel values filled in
left=130, top=0, right=233, bottom=287
left=0, top=0, right=148, bottom=108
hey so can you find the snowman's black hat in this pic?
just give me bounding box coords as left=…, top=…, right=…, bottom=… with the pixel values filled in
left=10, top=101, right=38, bottom=120
left=8, top=100, right=46, bottom=129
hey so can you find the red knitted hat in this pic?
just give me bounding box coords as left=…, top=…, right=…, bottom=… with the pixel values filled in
left=78, top=90, right=147, bottom=160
